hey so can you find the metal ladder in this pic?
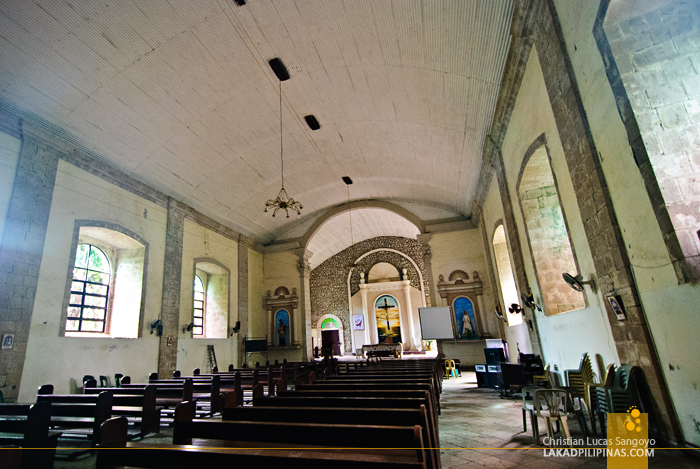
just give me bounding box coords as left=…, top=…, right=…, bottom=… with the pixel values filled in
left=206, top=345, right=218, bottom=372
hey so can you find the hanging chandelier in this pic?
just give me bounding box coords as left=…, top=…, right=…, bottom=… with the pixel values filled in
left=265, top=81, right=303, bottom=218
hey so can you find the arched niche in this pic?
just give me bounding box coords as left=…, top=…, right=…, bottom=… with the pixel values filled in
left=264, top=287, right=298, bottom=348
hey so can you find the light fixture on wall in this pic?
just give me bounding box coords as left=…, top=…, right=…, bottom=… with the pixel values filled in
left=264, top=75, right=303, bottom=219
left=562, top=272, right=597, bottom=293
left=494, top=305, right=507, bottom=323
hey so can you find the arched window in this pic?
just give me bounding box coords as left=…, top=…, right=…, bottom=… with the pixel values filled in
left=374, top=294, right=401, bottom=344
left=193, top=275, right=205, bottom=336
left=67, top=244, right=111, bottom=333
left=492, top=225, right=523, bottom=326
left=518, top=146, right=584, bottom=315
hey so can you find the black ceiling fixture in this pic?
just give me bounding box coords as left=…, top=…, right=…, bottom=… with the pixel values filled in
left=342, top=176, right=353, bottom=185
left=269, top=58, right=290, bottom=81
left=233, top=0, right=246, bottom=6
left=304, top=115, right=320, bottom=130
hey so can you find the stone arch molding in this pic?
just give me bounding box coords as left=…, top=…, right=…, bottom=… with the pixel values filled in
left=301, top=200, right=426, bottom=250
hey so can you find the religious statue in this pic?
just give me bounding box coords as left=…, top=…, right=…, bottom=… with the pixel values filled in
left=278, top=319, right=287, bottom=346
left=462, top=311, right=474, bottom=338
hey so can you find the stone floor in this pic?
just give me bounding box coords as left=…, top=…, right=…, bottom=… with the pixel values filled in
left=51, top=368, right=700, bottom=468
left=438, top=372, right=699, bottom=468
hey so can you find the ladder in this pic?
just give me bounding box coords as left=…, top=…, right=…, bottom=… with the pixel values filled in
left=206, top=345, right=218, bottom=372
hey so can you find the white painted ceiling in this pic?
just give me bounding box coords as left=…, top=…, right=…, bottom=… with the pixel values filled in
left=0, top=0, right=514, bottom=250
left=307, top=208, right=421, bottom=269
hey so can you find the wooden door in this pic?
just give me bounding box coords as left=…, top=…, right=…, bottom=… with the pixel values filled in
left=321, top=329, right=341, bottom=356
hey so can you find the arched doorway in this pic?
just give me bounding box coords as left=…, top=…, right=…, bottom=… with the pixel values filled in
left=317, top=315, right=343, bottom=355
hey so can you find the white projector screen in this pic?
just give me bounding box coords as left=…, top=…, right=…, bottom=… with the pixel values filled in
left=418, top=306, right=456, bottom=340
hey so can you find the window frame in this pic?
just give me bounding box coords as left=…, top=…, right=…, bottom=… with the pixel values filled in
left=193, top=274, right=205, bottom=336
left=66, top=243, right=111, bottom=333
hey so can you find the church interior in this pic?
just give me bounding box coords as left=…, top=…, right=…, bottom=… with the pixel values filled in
left=1, top=0, right=700, bottom=466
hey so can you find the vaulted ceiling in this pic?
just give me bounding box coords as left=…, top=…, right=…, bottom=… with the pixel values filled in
left=0, top=0, right=514, bottom=252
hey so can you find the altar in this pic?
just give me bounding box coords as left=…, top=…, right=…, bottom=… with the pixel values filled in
left=362, top=343, right=404, bottom=359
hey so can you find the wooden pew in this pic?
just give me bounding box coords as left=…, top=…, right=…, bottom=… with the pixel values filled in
left=0, top=401, right=59, bottom=469
left=82, top=385, right=161, bottom=437
left=173, top=401, right=427, bottom=466
left=121, top=379, right=192, bottom=409
left=35, top=388, right=112, bottom=448
left=95, top=416, right=425, bottom=469
left=223, top=404, right=438, bottom=469
left=146, top=376, right=222, bottom=415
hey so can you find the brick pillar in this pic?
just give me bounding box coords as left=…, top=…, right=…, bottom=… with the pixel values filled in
left=294, top=248, right=312, bottom=361
left=416, top=234, right=436, bottom=307
left=157, top=198, right=186, bottom=378
left=0, top=128, right=59, bottom=402
left=237, top=237, right=249, bottom=367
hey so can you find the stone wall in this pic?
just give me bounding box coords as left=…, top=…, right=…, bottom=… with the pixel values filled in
left=600, top=0, right=700, bottom=281
left=309, top=236, right=428, bottom=354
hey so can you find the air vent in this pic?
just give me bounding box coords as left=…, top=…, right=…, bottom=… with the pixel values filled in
left=269, top=58, right=290, bottom=81
left=304, top=115, right=320, bottom=130
left=342, top=176, right=353, bottom=185
left=233, top=0, right=246, bottom=5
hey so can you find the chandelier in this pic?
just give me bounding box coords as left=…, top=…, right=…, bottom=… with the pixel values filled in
left=265, top=82, right=303, bottom=218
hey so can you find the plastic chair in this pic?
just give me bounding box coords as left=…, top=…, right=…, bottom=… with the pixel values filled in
left=99, top=375, right=111, bottom=387
left=114, top=373, right=124, bottom=387
left=523, top=388, right=573, bottom=445
left=83, top=375, right=96, bottom=386
left=532, top=364, right=553, bottom=388
left=444, top=360, right=457, bottom=379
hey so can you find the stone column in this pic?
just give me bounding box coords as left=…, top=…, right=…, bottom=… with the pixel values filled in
left=0, top=124, right=59, bottom=402
left=417, top=233, right=436, bottom=307
left=157, top=198, right=186, bottom=378
left=237, top=237, right=250, bottom=367
left=402, top=280, right=415, bottom=351
left=294, top=248, right=312, bottom=361
left=360, top=284, right=370, bottom=345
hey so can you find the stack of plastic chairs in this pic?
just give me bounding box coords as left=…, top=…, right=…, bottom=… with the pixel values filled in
left=564, top=353, right=596, bottom=431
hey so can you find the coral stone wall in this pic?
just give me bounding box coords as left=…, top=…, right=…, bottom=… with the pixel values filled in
left=310, top=236, right=428, bottom=353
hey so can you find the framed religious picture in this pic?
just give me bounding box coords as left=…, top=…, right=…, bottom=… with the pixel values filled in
left=2, top=334, right=14, bottom=349
left=606, top=295, right=626, bottom=321
left=352, top=315, right=365, bottom=330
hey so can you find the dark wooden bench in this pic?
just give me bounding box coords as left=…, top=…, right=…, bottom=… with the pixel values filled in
left=0, top=401, right=60, bottom=469
left=95, top=416, right=425, bottom=469
left=35, top=388, right=112, bottom=449
left=223, top=404, right=438, bottom=469
left=82, top=385, right=161, bottom=437
left=121, top=379, right=193, bottom=409
left=147, top=376, right=223, bottom=415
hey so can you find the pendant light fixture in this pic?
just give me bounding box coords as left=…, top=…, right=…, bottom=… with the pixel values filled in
left=264, top=80, right=303, bottom=218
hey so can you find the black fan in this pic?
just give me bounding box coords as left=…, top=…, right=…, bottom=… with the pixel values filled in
left=508, top=303, right=523, bottom=315
left=521, top=293, right=542, bottom=312
left=150, top=319, right=163, bottom=336
left=562, top=272, right=597, bottom=293
left=182, top=322, right=194, bottom=334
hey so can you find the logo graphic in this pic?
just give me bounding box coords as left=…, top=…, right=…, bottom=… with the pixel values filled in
left=625, top=406, right=642, bottom=433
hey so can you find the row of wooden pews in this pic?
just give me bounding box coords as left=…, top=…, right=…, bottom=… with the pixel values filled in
left=94, top=357, right=443, bottom=469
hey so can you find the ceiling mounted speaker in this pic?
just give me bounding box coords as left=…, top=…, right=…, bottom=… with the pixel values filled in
left=304, top=115, right=320, bottom=130
left=233, top=0, right=246, bottom=5
left=342, top=176, right=353, bottom=185
left=269, top=58, right=290, bottom=81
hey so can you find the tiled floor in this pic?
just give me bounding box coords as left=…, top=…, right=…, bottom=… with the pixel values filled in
left=439, top=372, right=700, bottom=468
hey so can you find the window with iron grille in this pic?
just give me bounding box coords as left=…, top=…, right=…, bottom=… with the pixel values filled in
left=67, top=244, right=111, bottom=333
left=193, top=275, right=205, bottom=336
